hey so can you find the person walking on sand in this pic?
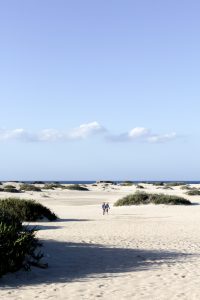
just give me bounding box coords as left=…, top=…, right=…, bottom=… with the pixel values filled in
left=105, top=203, right=110, bottom=215
left=102, top=202, right=106, bottom=215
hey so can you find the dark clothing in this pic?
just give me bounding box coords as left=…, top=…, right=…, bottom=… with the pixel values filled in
left=102, top=203, right=106, bottom=215
left=105, top=203, right=110, bottom=214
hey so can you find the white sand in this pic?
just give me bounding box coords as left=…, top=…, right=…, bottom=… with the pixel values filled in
left=1, top=183, right=200, bottom=299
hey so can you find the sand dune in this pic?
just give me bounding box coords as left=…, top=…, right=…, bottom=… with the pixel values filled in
left=1, top=183, right=200, bottom=299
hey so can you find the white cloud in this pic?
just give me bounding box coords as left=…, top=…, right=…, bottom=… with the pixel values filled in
left=38, top=129, right=64, bottom=142
left=68, top=121, right=106, bottom=139
left=107, top=127, right=177, bottom=143
left=0, top=128, right=34, bottom=141
left=0, top=122, right=106, bottom=142
left=0, top=123, right=178, bottom=144
left=147, top=132, right=177, bottom=143
left=128, top=127, right=150, bottom=138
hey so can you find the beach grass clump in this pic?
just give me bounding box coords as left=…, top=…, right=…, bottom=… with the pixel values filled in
left=180, top=185, right=192, bottom=190
left=162, top=186, right=173, bottom=190
left=152, top=182, right=165, bottom=186
left=3, top=186, right=20, bottom=193
left=20, top=184, right=41, bottom=192
left=3, top=185, right=20, bottom=193
left=114, top=192, right=192, bottom=206
left=3, top=185, right=16, bottom=189
left=65, top=184, right=89, bottom=191
left=165, top=182, right=187, bottom=187
left=121, top=181, right=134, bottom=186
left=0, top=198, right=57, bottom=221
left=0, top=211, right=42, bottom=277
left=4, top=188, right=20, bottom=193
left=136, top=184, right=144, bottom=189
left=43, top=183, right=64, bottom=190
left=186, top=190, right=200, bottom=196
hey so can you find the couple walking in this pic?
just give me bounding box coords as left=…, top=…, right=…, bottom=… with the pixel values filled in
left=102, top=202, right=110, bottom=215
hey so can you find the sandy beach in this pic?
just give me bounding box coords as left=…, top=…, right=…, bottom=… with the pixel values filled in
left=1, top=183, right=200, bottom=300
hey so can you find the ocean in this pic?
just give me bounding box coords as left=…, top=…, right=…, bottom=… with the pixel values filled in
left=3, top=180, right=200, bottom=184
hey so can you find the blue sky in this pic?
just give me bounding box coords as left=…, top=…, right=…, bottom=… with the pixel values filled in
left=0, top=0, right=199, bottom=180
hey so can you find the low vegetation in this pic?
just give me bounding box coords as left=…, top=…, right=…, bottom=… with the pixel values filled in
left=152, top=182, right=165, bottom=186
left=43, top=183, right=63, bottom=190
left=65, top=184, right=89, bottom=191
left=0, top=197, right=57, bottom=277
left=180, top=185, right=192, bottom=190
left=114, top=192, right=192, bottom=206
left=0, top=213, right=43, bottom=277
left=3, top=187, right=20, bottom=193
left=2, top=185, right=20, bottom=193
left=186, top=190, right=200, bottom=196
left=20, top=184, right=41, bottom=192
left=136, top=184, right=144, bottom=189
left=3, top=184, right=16, bottom=189
left=121, top=181, right=134, bottom=186
left=162, top=186, right=173, bottom=190
left=0, top=198, right=57, bottom=221
left=165, top=182, right=187, bottom=187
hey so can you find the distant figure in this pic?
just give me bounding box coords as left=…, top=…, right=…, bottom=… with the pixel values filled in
left=102, top=202, right=106, bottom=215
left=105, top=203, right=110, bottom=214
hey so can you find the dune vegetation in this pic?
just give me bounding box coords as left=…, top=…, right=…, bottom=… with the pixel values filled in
left=20, top=184, right=41, bottom=192
left=3, top=185, right=20, bottom=193
left=65, top=184, right=89, bottom=191
left=136, top=184, right=144, bottom=189
left=0, top=198, right=58, bottom=277
left=0, top=212, right=43, bottom=277
left=165, top=182, right=187, bottom=187
left=114, top=192, right=192, bottom=206
left=121, top=181, right=134, bottom=186
left=0, top=198, right=57, bottom=222
left=43, top=183, right=64, bottom=190
left=186, top=190, right=200, bottom=196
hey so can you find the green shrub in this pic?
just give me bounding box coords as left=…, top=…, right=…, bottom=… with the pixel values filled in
left=43, top=183, right=63, bottom=190
left=180, top=185, right=192, bottom=190
left=121, top=181, right=134, bottom=186
left=136, top=184, right=144, bottom=189
left=114, top=192, right=191, bottom=206
left=0, top=211, right=42, bottom=277
left=162, top=186, right=173, bottom=190
left=65, top=184, right=89, bottom=191
left=165, top=182, right=186, bottom=187
left=0, top=198, right=57, bottom=221
left=20, top=184, right=41, bottom=192
left=4, top=185, right=16, bottom=189
left=186, top=190, right=200, bottom=196
left=3, top=187, right=20, bottom=193
left=152, top=182, right=165, bottom=186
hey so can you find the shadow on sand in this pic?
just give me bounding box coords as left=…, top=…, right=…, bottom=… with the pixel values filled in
left=56, top=218, right=92, bottom=222
left=26, top=219, right=92, bottom=231
left=0, top=240, right=193, bottom=287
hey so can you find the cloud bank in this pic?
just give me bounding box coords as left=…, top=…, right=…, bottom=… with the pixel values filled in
left=0, top=122, right=177, bottom=144
left=107, top=127, right=177, bottom=143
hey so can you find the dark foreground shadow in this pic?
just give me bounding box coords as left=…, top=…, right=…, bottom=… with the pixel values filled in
left=0, top=240, right=193, bottom=287
left=56, top=218, right=92, bottom=222
left=26, top=219, right=91, bottom=231
left=27, top=225, right=62, bottom=231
